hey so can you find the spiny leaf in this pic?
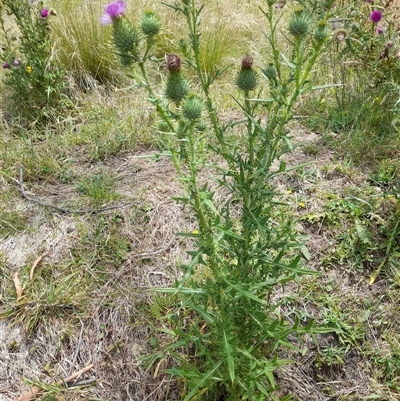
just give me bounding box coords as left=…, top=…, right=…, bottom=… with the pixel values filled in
left=221, top=327, right=235, bottom=383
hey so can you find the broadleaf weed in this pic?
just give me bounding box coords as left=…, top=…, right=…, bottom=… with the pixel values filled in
left=0, top=0, right=66, bottom=125
left=98, top=0, right=341, bottom=398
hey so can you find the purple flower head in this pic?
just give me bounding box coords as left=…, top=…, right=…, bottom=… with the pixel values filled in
left=100, top=1, right=126, bottom=25
left=41, top=9, right=49, bottom=18
left=370, top=10, right=382, bottom=23
left=2, top=63, right=10, bottom=69
left=377, top=27, right=384, bottom=34
left=13, top=59, right=21, bottom=66
left=386, top=41, right=393, bottom=47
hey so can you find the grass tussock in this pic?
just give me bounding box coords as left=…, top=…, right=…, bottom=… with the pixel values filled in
left=49, top=0, right=126, bottom=88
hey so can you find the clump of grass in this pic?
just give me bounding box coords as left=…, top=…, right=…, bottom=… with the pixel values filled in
left=76, top=172, right=119, bottom=205
left=0, top=211, right=28, bottom=238
left=49, top=0, right=126, bottom=88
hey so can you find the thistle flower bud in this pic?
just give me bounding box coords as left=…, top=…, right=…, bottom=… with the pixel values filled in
left=112, top=18, right=140, bottom=63
left=195, top=119, right=207, bottom=132
left=241, top=54, right=254, bottom=70
left=313, top=20, right=329, bottom=44
left=262, top=63, right=277, bottom=85
left=182, top=95, right=203, bottom=121
left=140, top=11, right=161, bottom=37
left=166, top=73, right=189, bottom=103
left=165, top=54, right=189, bottom=103
left=288, top=8, right=312, bottom=39
left=157, top=120, right=171, bottom=132
left=322, top=0, right=335, bottom=10
left=236, top=55, right=258, bottom=92
left=166, top=53, right=181, bottom=73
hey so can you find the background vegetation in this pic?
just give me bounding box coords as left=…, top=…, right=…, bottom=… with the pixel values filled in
left=0, top=0, right=399, bottom=400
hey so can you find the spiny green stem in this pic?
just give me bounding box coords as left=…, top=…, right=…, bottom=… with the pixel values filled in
left=137, top=62, right=175, bottom=133
left=187, top=122, right=209, bottom=234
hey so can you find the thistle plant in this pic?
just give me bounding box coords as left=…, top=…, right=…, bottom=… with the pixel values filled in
left=0, top=0, right=65, bottom=125
left=101, top=0, right=335, bottom=399
left=311, top=0, right=400, bottom=152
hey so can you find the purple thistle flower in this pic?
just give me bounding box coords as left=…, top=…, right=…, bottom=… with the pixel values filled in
left=100, top=0, right=126, bottom=25
left=2, top=63, right=10, bottom=69
left=370, top=10, right=382, bottom=23
left=377, top=27, right=384, bottom=34
left=41, top=9, right=49, bottom=18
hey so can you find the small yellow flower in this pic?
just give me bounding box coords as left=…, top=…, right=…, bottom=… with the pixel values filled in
left=286, top=189, right=293, bottom=194
left=192, top=230, right=199, bottom=234
left=26, top=66, right=32, bottom=73
left=299, top=201, right=305, bottom=208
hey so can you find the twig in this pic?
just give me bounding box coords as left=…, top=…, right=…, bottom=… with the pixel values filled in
left=67, top=378, right=97, bottom=388
left=18, top=165, right=134, bottom=214
left=14, top=363, right=94, bottom=401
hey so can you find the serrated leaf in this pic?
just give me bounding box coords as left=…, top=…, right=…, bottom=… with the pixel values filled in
left=355, top=219, right=370, bottom=244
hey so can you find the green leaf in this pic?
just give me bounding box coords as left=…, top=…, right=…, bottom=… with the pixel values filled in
left=222, top=327, right=235, bottom=383
left=182, top=362, right=223, bottom=401
left=222, top=278, right=269, bottom=305
left=355, top=219, right=370, bottom=244
left=300, top=245, right=311, bottom=260
left=152, top=287, right=206, bottom=295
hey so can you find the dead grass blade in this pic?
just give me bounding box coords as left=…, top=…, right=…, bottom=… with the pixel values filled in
left=29, top=252, right=48, bottom=280
left=14, top=363, right=95, bottom=401
left=13, top=272, right=24, bottom=301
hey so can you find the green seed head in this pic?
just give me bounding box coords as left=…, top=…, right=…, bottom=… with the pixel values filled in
left=113, top=19, right=139, bottom=61
left=165, top=54, right=189, bottom=103
left=195, top=119, right=207, bottom=132
left=165, top=72, right=189, bottom=104
left=140, top=11, right=161, bottom=37
left=236, top=55, right=258, bottom=91
left=288, top=10, right=312, bottom=38
left=157, top=120, right=171, bottom=132
left=236, top=69, right=258, bottom=91
left=313, top=20, right=329, bottom=44
left=262, top=63, right=277, bottom=84
left=182, top=95, right=203, bottom=121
